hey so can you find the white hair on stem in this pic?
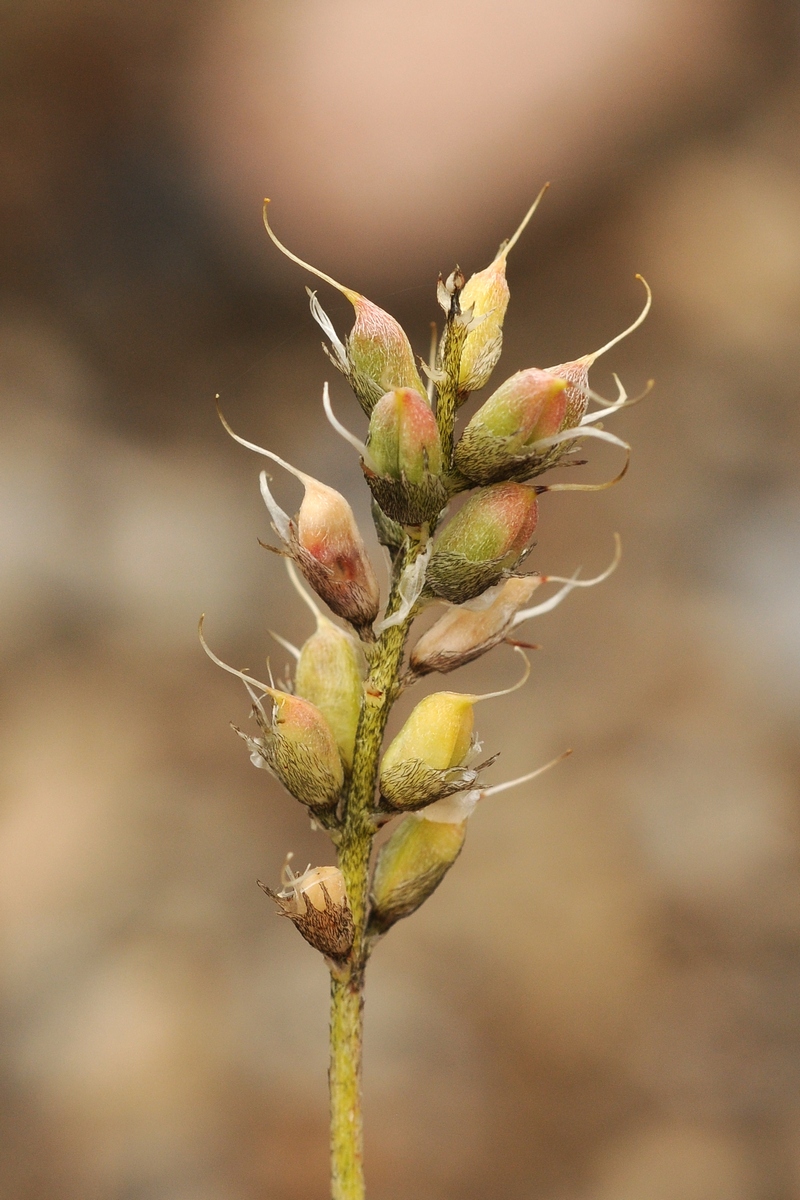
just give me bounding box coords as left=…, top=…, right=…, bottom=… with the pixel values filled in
left=375, top=544, right=432, bottom=633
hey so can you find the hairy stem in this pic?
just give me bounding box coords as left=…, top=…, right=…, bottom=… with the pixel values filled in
left=328, top=540, right=424, bottom=1200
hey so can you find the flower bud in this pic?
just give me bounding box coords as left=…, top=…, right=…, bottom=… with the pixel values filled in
left=257, top=468, right=380, bottom=641
left=263, top=861, right=354, bottom=959
left=237, top=688, right=344, bottom=812
left=363, top=388, right=447, bottom=526
left=292, top=477, right=381, bottom=635
left=457, top=258, right=509, bottom=395
left=345, top=296, right=429, bottom=414
left=215, top=407, right=381, bottom=640
left=368, top=795, right=477, bottom=934
left=409, top=575, right=542, bottom=677
left=454, top=369, right=568, bottom=485
left=263, top=202, right=426, bottom=413
left=379, top=691, right=478, bottom=809
left=425, top=483, right=539, bottom=603
left=457, top=188, right=548, bottom=396
left=294, top=617, right=363, bottom=772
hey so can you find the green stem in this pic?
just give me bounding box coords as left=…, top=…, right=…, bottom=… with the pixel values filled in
left=329, top=970, right=364, bottom=1200
left=328, top=541, right=424, bottom=1200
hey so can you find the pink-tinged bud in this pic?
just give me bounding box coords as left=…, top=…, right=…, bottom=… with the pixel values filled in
left=409, top=575, right=542, bottom=677
left=237, top=688, right=345, bottom=812
left=263, top=202, right=426, bottom=413
left=258, top=473, right=379, bottom=644
left=543, top=358, right=591, bottom=430
left=215, top=407, right=381, bottom=640
left=426, top=483, right=539, bottom=603
left=454, top=369, right=568, bottom=484
left=363, top=388, right=447, bottom=526
left=294, top=617, right=363, bottom=772
left=262, top=860, right=354, bottom=959
left=457, top=188, right=548, bottom=395
left=345, top=296, right=429, bottom=414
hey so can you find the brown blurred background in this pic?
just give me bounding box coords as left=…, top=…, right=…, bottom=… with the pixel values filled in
left=2, top=0, right=800, bottom=1196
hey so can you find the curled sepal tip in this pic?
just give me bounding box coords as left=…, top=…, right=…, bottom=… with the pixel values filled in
left=262, top=201, right=426, bottom=413
left=368, top=745, right=570, bottom=937
left=214, top=401, right=380, bottom=639
left=545, top=275, right=652, bottom=429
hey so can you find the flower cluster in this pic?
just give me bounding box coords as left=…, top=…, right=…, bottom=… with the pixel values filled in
left=203, top=193, right=649, bottom=964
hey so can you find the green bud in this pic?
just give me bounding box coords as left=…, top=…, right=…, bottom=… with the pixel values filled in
left=345, top=296, right=429, bottom=414
left=454, top=369, right=568, bottom=485
left=262, top=202, right=426, bottom=414
left=369, top=794, right=477, bottom=933
left=363, top=388, right=447, bottom=526
left=426, top=483, right=539, bottom=603
left=294, top=618, right=363, bottom=772
left=236, top=688, right=344, bottom=812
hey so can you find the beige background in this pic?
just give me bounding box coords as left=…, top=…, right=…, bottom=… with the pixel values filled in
left=1, top=1, right=800, bottom=1196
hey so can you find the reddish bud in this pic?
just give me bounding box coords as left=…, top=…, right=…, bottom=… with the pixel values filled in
left=426, top=483, right=539, bottom=603
left=364, top=388, right=447, bottom=526
left=454, top=369, right=568, bottom=484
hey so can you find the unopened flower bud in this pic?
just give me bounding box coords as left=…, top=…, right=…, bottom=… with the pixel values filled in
left=457, top=187, right=548, bottom=396
left=368, top=795, right=476, bottom=934
left=295, top=617, right=363, bottom=772
left=378, top=654, right=529, bottom=809
left=238, top=688, right=345, bottom=812
left=454, top=369, right=568, bottom=484
left=426, top=482, right=539, bottom=603
left=409, top=575, right=542, bottom=676
left=288, top=476, right=380, bottom=638
left=363, top=388, right=447, bottom=526
left=263, top=860, right=354, bottom=959
left=216, top=407, right=381, bottom=640
left=380, top=691, right=477, bottom=809
left=263, top=202, right=426, bottom=413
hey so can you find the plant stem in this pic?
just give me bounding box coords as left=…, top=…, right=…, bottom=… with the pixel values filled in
left=328, top=541, right=424, bottom=1199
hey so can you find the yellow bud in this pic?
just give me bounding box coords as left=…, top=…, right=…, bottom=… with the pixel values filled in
left=379, top=692, right=476, bottom=810
left=457, top=187, right=549, bottom=396
left=294, top=618, right=363, bottom=771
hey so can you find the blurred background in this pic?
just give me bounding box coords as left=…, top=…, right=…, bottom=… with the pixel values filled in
left=1, top=0, right=800, bottom=1196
